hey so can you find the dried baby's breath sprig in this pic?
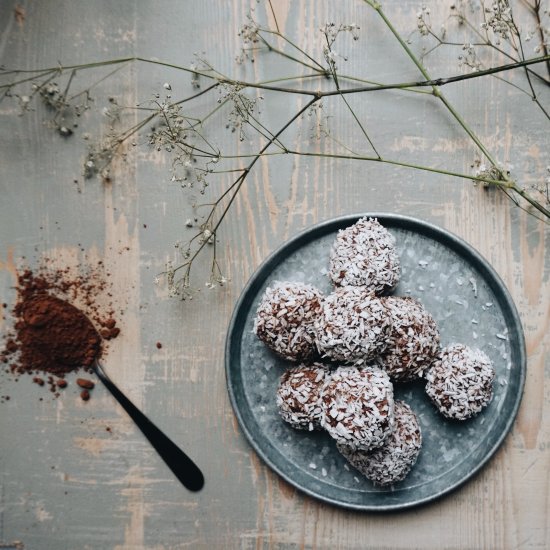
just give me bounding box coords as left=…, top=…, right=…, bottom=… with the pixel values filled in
left=306, top=101, right=331, bottom=141
left=416, top=5, right=432, bottom=37
left=205, top=243, right=230, bottom=291
left=14, top=65, right=126, bottom=137
left=236, top=11, right=261, bottom=64
left=84, top=141, right=119, bottom=180
left=83, top=99, right=128, bottom=180
left=458, top=42, right=483, bottom=71
left=481, top=0, right=515, bottom=44
left=238, top=11, right=261, bottom=45
left=471, top=158, right=510, bottom=186
left=160, top=220, right=229, bottom=299
left=189, top=63, right=201, bottom=88
left=145, top=90, right=222, bottom=193
left=36, top=77, right=73, bottom=124
left=36, top=74, right=92, bottom=136
left=526, top=165, right=550, bottom=206
left=163, top=259, right=196, bottom=300
left=218, top=83, right=263, bottom=142
left=321, top=22, right=361, bottom=73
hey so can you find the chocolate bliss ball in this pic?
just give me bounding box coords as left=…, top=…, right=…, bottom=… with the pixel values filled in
left=425, top=344, right=495, bottom=420
left=254, top=281, right=323, bottom=362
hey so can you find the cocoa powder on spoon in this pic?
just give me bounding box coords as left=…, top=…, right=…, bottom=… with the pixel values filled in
left=1, top=266, right=120, bottom=399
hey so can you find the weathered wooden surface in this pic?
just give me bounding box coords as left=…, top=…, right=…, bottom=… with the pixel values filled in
left=0, top=1, right=549, bottom=548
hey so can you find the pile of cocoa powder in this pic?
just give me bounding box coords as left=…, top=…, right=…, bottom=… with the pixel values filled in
left=1, top=263, right=120, bottom=400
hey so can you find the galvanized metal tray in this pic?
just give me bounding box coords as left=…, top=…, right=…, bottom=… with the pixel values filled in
left=225, top=213, right=526, bottom=511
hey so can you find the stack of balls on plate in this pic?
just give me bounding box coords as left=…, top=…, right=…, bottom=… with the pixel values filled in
left=253, top=217, right=496, bottom=487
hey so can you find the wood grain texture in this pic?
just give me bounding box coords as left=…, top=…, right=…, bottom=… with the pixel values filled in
left=1, top=1, right=549, bottom=549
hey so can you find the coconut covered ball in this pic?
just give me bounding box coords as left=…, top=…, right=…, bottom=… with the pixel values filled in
left=425, top=344, right=495, bottom=420
left=320, top=366, right=395, bottom=451
left=254, top=281, right=323, bottom=362
left=276, top=363, right=330, bottom=431
left=377, top=296, right=440, bottom=382
left=328, top=217, right=400, bottom=294
left=337, top=400, right=422, bottom=486
left=314, top=286, right=392, bottom=364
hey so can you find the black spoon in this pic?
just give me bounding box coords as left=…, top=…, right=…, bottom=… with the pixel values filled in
left=21, top=293, right=204, bottom=492
left=93, top=359, right=205, bottom=492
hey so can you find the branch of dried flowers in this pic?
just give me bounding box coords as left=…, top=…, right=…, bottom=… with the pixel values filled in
left=320, top=24, right=382, bottom=159
left=362, top=0, right=549, bottom=219
left=429, top=4, right=550, bottom=86
left=2, top=0, right=549, bottom=296
left=285, top=149, right=550, bottom=220
left=4, top=53, right=548, bottom=100
left=161, top=96, right=319, bottom=296
left=3, top=48, right=547, bottom=204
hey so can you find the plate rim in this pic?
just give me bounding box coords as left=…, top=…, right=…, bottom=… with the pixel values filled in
left=225, top=212, right=527, bottom=512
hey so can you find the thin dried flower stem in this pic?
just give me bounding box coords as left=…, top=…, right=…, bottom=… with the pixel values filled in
left=320, top=25, right=381, bottom=158
left=257, top=10, right=327, bottom=73
left=287, top=149, right=511, bottom=186
left=254, top=31, right=328, bottom=73
left=267, top=0, right=281, bottom=34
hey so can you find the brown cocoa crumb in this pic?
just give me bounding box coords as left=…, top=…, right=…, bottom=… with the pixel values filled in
left=100, top=327, right=120, bottom=340
left=102, top=318, right=117, bottom=329
left=156, top=342, right=162, bottom=349
left=5, top=339, right=18, bottom=353
left=57, top=379, right=68, bottom=389
left=33, top=377, right=45, bottom=386
left=80, top=389, right=90, bottom=401
left=76, top=378, right=95, bottom=390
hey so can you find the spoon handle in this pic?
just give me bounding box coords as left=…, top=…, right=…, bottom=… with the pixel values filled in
left=93, top=361, right=204, bottom=492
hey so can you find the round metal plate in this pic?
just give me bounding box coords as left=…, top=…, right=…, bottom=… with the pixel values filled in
left=225, top=213, right=526, bottom=511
